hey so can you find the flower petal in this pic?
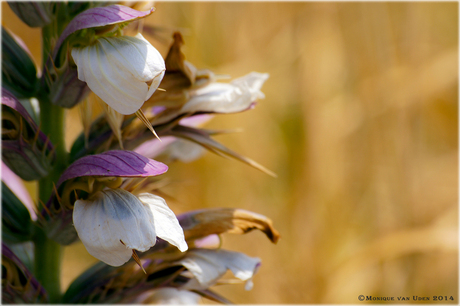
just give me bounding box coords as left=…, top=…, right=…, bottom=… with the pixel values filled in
left=73, top=189, right=157, bottom=266
left=138, top=193, right=188, bottom=252
left=182, top=72, right=269, bottom=114
left=103, top=34, right=165, bottom=83
left=151, top=72, right=268, bottom=126
left=72, top=40, right=147, bottom=115
left=178, top=249, right=260, bottom=289
left=133, top=114, right=212, bottom=159
left=147, top=288, right=201, bottom=304
left=72, top=34, right=165, bottom=115
left=178, top=207, right=280, bottom=243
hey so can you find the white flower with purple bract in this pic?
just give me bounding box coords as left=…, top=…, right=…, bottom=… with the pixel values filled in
left=73, top=189, right=187, bottom=266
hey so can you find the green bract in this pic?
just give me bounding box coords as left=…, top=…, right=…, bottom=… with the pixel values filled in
left=1, top=183, right=34, bottom=244
left=1, top=27, right=38, bottom=99
left=8, top=2, right=56, bottom=28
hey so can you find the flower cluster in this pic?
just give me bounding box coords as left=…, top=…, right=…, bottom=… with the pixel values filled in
left=2, top=2, right=279, bottom=304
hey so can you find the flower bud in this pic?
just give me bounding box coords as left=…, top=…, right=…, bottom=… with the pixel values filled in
left=1, top=90, right=55, bottom=181
left=8, top=2, right=56, bottom=28
left=48, top=66, right=91, bottom=108
left=2, top=244, right=48, bottom=303
left=2, top=141, right=52, bottom=181
left=1, top=27, right=38, bottom=99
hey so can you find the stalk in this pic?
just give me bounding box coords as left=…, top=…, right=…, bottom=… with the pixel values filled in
left=33, top=227, right=63, bottom=303
left=34, top=100, right=67, bottom=303
left=32, top=13, right=72, bottom=302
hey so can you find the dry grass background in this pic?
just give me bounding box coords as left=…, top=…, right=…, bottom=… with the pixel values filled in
left=2, top=2, right=458, bottom=304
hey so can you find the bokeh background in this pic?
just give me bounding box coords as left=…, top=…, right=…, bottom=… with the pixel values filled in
left=2, top=1, right=458, bottom=304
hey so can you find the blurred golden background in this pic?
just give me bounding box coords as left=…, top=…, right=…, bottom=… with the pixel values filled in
left=2, top=2, right=458, bottom=304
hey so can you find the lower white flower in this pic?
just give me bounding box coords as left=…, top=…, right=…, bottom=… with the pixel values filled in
left=73, top=189, right=187, bottom=266
left=147, top=288, right=201, bottom=304
left=178, top=249, right=261, bottom=291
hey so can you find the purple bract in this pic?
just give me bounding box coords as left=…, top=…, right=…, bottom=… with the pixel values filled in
left=53, top=4, right=155, bottom=59
left=56, top=150, right=168, bottom=187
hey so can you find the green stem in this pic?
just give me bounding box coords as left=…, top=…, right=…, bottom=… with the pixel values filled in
left=35, top=99, right=68, bottom=303
left=33, top=228, right=63, bottom=303
left=38, top=101, right=68, bottom=202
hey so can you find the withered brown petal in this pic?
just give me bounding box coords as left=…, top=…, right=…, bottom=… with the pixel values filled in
left=178, top=208, right=280, bottom=244
left=164, top=32, right=196, bottom=84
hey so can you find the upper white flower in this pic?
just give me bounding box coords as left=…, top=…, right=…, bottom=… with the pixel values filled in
left=71, top=33, right=165, bottom=115
left=73, top=189, right=187, bottom=266
left=151, top=72, right=269, bottom=126
left=183, top=72, right=269, bottom=114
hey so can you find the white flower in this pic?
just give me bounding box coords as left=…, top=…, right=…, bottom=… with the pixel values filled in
left=146, top=288, right=201, bottom=304
left=166, top=139, right=205, bottom=163
left=151, top=72, right=269, bottom=126
left=73, top=189, right=187, bottom=266
left=177, top=249, right=261, bottom=291
left=183, top=72, right=269, bottom=114
left=71, top=33, right=165, bottom=115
